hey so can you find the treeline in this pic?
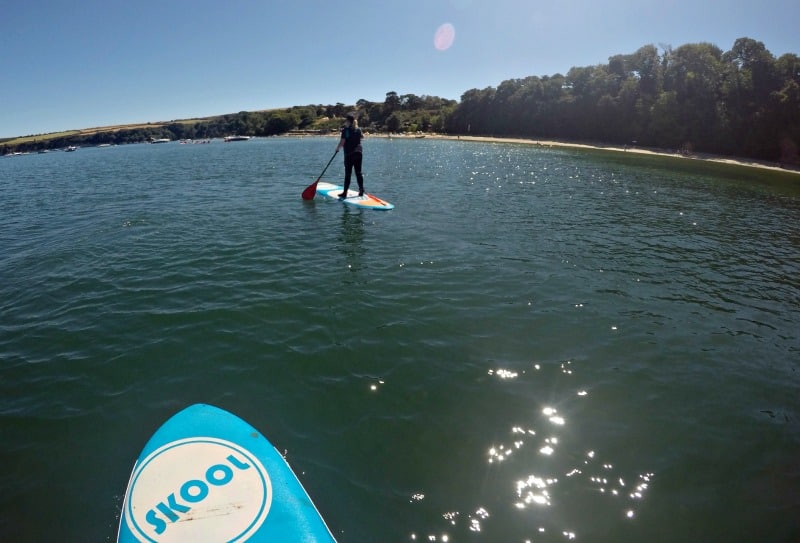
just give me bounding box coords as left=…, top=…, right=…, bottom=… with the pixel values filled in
left=4, top=108, right=338, bottom=151
left=446, top=37, right=800, bottom=163
left=2, top=94, right=457, bottom=154
left=4, top=37, right=798, bottom=164
left=354, top=92, right=457, bottom=132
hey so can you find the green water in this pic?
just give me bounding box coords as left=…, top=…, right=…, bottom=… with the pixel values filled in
left=1, top=138, right=798, bottom=542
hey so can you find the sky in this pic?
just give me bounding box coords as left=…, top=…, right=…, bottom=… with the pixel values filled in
left=2, top=0, right=798, bottom=138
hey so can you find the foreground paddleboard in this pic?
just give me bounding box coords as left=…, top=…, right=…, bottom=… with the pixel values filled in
left=117, top=403, right=337, bottom=543
left=316, top=182, right=394, bottom=210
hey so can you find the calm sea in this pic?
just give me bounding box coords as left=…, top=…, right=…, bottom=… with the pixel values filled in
left=1, top=138, right=798, bottom=542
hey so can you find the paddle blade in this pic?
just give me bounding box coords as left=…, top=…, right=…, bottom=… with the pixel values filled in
left=301, top=179, right=319, bottom=200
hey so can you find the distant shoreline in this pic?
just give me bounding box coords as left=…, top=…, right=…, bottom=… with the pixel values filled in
left=6, top=127, right=798, bottom=177
left=372, top=133, right=800, bottom=177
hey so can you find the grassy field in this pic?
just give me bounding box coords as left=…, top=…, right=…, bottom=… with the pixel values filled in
left=2, top=130, right=81, bottom=146
left=1, top=118, right=208, bottom=147
left=0, top=109, right=302, bottom=149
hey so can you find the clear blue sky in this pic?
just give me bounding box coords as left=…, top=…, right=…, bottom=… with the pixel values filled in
left=2, top=0, right=798, bottom=138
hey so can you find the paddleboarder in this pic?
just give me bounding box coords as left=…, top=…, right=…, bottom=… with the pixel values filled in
left=335, top=114, right=364, bottom=198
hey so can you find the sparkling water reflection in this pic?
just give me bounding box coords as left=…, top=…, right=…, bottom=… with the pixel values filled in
left=410, top=359, right=659, bottom=541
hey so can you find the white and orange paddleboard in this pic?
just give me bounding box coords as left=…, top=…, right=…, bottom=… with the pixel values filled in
left=315, top=182, right=394, bottom=210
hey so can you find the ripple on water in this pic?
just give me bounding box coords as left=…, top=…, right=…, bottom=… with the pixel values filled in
left=1, top=139, right=798, bottom=543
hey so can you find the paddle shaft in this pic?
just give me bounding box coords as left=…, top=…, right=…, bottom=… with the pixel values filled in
left=302, top=150, right=338, bottom=200
left=317, top=149, right=338, bottom=181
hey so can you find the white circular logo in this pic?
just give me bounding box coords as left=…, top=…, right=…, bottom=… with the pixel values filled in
left=124, top=437, right=272, bottom=542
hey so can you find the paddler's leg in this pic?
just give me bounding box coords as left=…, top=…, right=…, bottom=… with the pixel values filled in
left=339, top=153, right=353, bottom=198
left=353, top=152, right=364, bottom=196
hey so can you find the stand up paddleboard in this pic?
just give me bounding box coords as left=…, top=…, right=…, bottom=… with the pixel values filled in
left=117, top=403, right=337, bottom=543
left=315, top=182, right=394, bottom=210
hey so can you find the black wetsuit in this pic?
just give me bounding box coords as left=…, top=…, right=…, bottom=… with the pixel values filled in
left=340, top=125, right=364, bottom=196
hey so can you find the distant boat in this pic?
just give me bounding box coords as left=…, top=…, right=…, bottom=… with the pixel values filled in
left=224, top=135, right=251, bottom=142
left=150, top=138, right=170, bottom=144
left=65, top=146, right=77, bottom=152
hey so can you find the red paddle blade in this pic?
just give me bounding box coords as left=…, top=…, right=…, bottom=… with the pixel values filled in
left=301, top=179, right=319, bottom=200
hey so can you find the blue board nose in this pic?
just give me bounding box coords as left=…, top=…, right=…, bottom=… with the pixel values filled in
left=117, top=404, right=337, bottom=543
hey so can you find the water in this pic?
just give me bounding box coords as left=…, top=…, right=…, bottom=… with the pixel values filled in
left=1, top=138, right=799, bottom=542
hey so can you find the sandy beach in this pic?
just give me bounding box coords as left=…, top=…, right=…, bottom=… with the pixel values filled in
left=377, top=133, right=800, bottom=177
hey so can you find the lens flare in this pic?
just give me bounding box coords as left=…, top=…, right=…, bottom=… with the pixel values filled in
left=434, top=23, right=456, bottom=51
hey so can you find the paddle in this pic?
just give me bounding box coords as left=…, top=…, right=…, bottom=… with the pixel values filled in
left=301, top=150, right=338, bottom=200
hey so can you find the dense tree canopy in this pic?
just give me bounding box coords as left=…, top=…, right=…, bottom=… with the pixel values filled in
left=446, top=38, right=800, bottom=163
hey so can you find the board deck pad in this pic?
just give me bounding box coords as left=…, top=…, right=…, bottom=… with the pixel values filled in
left=315, top=182, right=394, bottom=210
left=117, top=403, right=337, bottom=543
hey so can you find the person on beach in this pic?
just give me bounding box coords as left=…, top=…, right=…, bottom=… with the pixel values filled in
left=335, top=114, right=364, bottom=198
